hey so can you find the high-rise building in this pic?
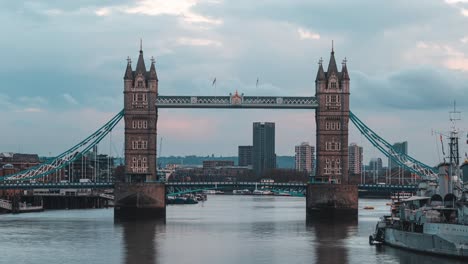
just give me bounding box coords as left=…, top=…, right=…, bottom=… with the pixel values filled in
left=238, top=146, right=253, bottom=167
left=389, top=141, right=408, bottom=169
left=348, top=143, right=363, bottom=175
left=295, top=142, right=315, bottom=173
left=252, top=122, right=276, bottom=176
left=369, top=158, right=383, bottom=172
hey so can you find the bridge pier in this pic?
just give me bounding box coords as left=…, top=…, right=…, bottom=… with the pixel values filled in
left=306, top=184, right=358, bottom=219
left=114, top=183, right=166, bottom=220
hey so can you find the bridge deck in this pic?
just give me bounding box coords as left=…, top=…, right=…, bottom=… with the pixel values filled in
left=156, top=96, right=318, bottom=109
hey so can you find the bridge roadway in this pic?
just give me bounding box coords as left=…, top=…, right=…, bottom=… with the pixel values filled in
left=156, top=96, right=318, bottom=109
left=0, top=181, right=417, bottom=192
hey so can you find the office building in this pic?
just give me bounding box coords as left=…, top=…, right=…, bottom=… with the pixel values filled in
left=252, top=122, right=276, bottom=176
left=238, top=146, right=253, bottom=167
left=348, top=143, right=363, bottom=175
left=369, top=158, right=383, bottom=172
left=295, top=142, right=315, bottom=173
left=389, top=141, right=408, bottom=169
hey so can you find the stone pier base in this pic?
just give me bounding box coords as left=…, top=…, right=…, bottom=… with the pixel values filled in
left=306, top=184, right=358, bottom=220
left=114, top=182, right=166, bottom=221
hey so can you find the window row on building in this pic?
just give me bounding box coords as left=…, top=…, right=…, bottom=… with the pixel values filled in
left=324, top=158, right=342, bottom=175
left=132, top=120, right=148, bottom=129
left=325, top=141, right=341, bottom=151
left=132, top=140, right=148, bottom=150
left=325, top=121, right=341, bottom=130
left=130, top=156, right=148, bottom=173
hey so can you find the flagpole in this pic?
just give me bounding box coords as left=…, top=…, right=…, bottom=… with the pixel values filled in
left=212, top=77, right=217, bottom=103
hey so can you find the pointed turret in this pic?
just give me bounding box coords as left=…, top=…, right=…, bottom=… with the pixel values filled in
left=316, top=59, right=326, bottom=82
left=135, top=46, right=147, bottom=74
left=124, top=57, right=133, bottom=80
left=148, top=57, right=158, bottom=81
left=327, top=49, right=339, bottom=77
left=341, top=59, right=350, bottom=81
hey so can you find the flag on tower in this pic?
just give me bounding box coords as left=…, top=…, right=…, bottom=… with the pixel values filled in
left=212, top=78, right=217, bottom=86
left=256, top=78, right=259, bottom=88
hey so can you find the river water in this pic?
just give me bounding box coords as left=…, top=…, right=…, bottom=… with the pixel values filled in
left=0, top=196, right=465, bottom=264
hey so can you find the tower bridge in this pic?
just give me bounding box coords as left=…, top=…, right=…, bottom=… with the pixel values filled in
left=0, top=45, right=440, bottom=220
left=116, top=45, right=356, bottom=220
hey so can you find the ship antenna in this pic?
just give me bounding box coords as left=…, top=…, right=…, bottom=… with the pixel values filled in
left=448, top=101, right=462, bottom=194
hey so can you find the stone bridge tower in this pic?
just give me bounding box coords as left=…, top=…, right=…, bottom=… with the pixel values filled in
left=315, top=47, right=350, bottom=184
left=115, top=45, right=165, bottom=220
left=307, top=47, right=357, bottom=218
left=123, top=45, right=158, bottom=183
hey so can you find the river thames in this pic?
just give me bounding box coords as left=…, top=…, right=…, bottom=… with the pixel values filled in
left=0, top=196, right=465, bottom=264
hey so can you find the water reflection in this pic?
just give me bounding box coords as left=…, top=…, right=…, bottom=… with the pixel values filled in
left=307, top=216, right=357, bottom=264
left=117, top=220, right=165, bottom=264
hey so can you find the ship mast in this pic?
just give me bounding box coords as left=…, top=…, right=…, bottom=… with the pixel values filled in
left=449, top=101, right=461, bottom=194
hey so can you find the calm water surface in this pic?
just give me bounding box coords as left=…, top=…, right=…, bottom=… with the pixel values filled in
left=0, top=196, right=465, bottom=264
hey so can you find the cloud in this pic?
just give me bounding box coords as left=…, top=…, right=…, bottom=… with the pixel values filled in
left=351, top=66, right=468, bottom=111
left=63, top=93, right=79, bottom=105
left=124, top=0, right=221, bottom=24
left=445, top=0, right=468, bottom=4
left=43, top=9, right=63, bottom=16
left=17, top=108, right=43, bottom=113
left=177, top=37, right=222, bottom=47
left=18, top=96, right=47, bottom=106
left=0, top=94, right=15, bottom=110
left=297, top=27, right=320, bottom=40
left=407, top=41, right=468, bottom=71
left=2, top=0, right=468, bottom=163
left=444, top=57, right=468, bottom=71
left=95, top=7, right=111, bottom=17
left=89, top=0, right=222, bottom=25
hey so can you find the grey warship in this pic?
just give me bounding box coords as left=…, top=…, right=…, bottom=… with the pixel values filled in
left=370, top=107, right=468, bottom=258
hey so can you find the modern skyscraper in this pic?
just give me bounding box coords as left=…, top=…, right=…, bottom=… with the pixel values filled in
left=389, top=141, right=408, bottom=169
left=238, top=145, right=253, bottom=167
left=252, top=122, right=276, bottom=176
left=348, top=143, right=363, bottom=175
left=295, top=142, right=315, bottom=173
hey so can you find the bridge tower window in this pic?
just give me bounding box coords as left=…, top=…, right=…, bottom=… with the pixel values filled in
left=137, top=81, right=143, bottom=88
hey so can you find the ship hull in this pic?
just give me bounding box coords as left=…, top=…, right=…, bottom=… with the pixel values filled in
left=384, top=227, right=468, bottom=258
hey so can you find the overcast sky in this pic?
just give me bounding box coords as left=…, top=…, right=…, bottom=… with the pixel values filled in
left=1, top=0, right=468, bottom=166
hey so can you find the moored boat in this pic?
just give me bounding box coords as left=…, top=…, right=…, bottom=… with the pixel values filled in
left=369, top=108, right=468, bottom=258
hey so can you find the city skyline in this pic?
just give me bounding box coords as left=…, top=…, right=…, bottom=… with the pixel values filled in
left=0, top=1, right=468, bottom=167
